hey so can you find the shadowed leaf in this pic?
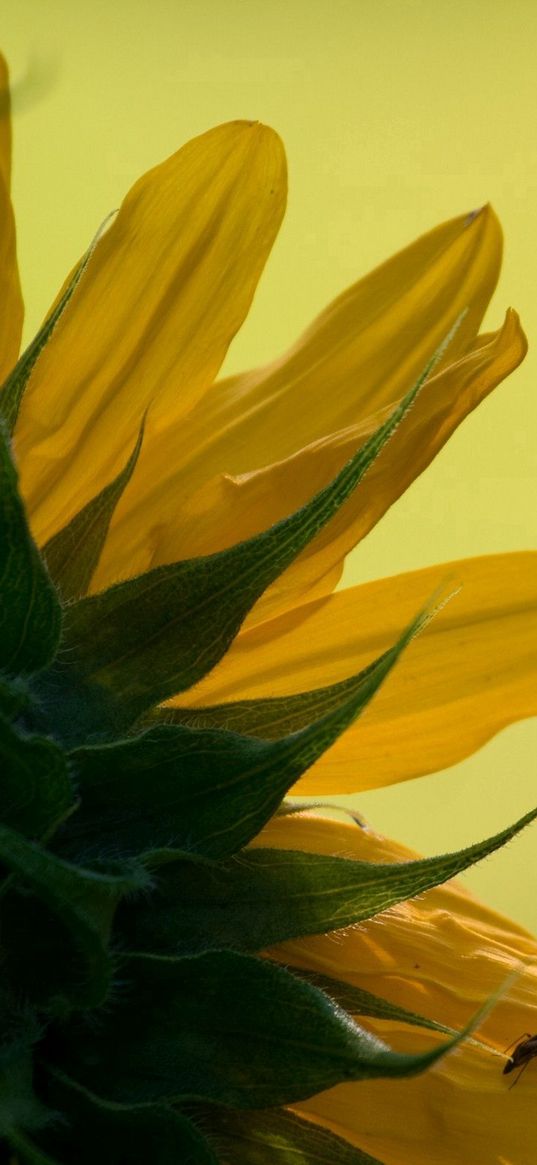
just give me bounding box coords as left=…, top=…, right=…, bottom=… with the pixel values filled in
left=0, top=425, right=61, bottom=676
left=56, top=611, right=425, bottom=863
left=51, top=950, right=474, bottom=1109
left=194, top=1106, right=387, bottom=1165
left=115, top=806, right=537, bottom=956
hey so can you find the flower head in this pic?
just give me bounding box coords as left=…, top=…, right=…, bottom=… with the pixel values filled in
left=1, top=71, right=534, bottom=792
left=0, top=50, right=536, bottom=1165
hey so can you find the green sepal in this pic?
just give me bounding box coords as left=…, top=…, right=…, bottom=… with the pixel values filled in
left=159, top=648, right=405, bottom=739
left=0, top=824, right=150, bottom=1011
left=0, top=425, right=61, bottom=676
left=0, top=218, right=111, bottom=433
left=0, top=713, right=74, bottom=840
left=38, top=363, right=431, bottom=742
left=191, top=1106, right=386, bottom=1165
left=42, top=419, right=145, bottom=603
left=289, top=969, right=455, bottom=1035
left=5, top=1128, right=64, bottom=1165
left=48, top=950, right=469, bottom=1110
left=27, top=1069, right=218, bottom=1165
left=0, top=994, right=50, bottom=1139
left=115, top=806, right=537, bottom=956
left=53, top=612, right=423, bottom=863
left=0, top=675, right=30, bottom=721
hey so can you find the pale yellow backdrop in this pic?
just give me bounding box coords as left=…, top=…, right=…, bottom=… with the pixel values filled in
left=2, top=0, right=536, bottom=925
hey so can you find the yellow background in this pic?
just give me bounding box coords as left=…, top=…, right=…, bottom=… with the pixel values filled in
left=3, top=0, right=536, bottom=926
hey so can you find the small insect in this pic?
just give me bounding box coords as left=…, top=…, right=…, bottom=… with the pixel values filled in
left=503, top=1032, right=537, bottom=1089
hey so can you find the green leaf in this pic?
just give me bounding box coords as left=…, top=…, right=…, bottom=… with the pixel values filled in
left=0, top=824, right=150, bottom=1011
left=0, top=217, right=113, bottom=433
left=42, top=419, right=145, bottom=603
left=39, top=359, right=434, bottom=742
left=191, top=1106, right=387, bottom=1165
left=0, top=425, right=61, bottom=676
left=51, top=951, right=467, bottom=1109
left=28, top=1069, right=218, bottom=1165
left=115, top=806, right=537, bottom=956
left=288, top=969, right=454, bottom=1035
left=56, top=614, right=422, bottom=862
left=0, top=713, right=74, bottom=840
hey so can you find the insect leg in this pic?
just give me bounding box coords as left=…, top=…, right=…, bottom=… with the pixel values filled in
left=508, top=1059, right=531, bottom=1090
left=504, top=1032, right=532, bottom=1054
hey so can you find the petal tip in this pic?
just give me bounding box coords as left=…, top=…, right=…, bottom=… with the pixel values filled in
left=464, top=206, right=487, bottom=225
left=0, top=52, right=8, bottom=95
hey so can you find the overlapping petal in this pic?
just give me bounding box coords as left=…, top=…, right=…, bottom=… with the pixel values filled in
left=0, top=53, right=23, bottom=384
left=92, top=309, right=526, bottom=618
left=16, top=120, right=287, bottom=543
left=91, top=204, right=506, bottom=590
left=254, top=812, right=537, bottom=1165
left=174, top=552, right=537, bottom=793
left=1, top=52, right=536, bottom=1165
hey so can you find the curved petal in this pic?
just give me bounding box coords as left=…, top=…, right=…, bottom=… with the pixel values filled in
left=255, top=813, right=537, bottom=1165
left=0, top=52, right=12, bottom=188
left=173, top=552, right=537, bottom=793
left=16, top=121, right=287, bottom=544
left=202, top=204, right=502, bottom=449
left=0, top=53, right=23, bottom=383
left=293, top=1030, right=536, bottom=1165
left=93, top=309, right=526, bottom=617
left=92, top=205, right=504, bottom=589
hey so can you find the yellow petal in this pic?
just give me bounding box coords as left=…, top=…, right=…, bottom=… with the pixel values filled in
left=92, top=205, right=504, bottom=590
left=293, top=1033, right=536, bottom=1165
left=174, top=552, right=537, bottom=793
left=255, top=812, right=537, bottom=1032
left=0, top=52, right=12, bottom=188
left=0, top=53, right=23, bottom=383
left=16, top=121, right=287, bottom=544
left=94, top=309, right=526, bottom=618
left=254, top=813, right=537, bottom=1165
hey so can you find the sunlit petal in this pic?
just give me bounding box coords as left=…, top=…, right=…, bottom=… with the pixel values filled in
left=16, top=120, right=287, bottom=544
left=293, top=1036, right=536, bottom=1165
left=93, top=310, right=526, bottom=615
left=175, top=552, right=537, bottom=793
left=93, top=205, right=504, bottom=589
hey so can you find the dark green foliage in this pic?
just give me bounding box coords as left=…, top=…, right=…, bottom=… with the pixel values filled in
left=0, top=714, right=74, bottom=840
left=30, top=370, right=426, bottom=746
left=0, top=997, right=49, bottom=1140
left=193, top=1106, right=387, bottom=1164
left=52, top=616, right=422, bottom=865
left=18, top=1071, right=219, bottom=1165
left=40, top=952, right=469, bottom=1109
left=0, top=351, right=533, bottom=1165
left=0, top=823, right=150, bottom=1011
left=114, top=808, right=537, bottom=956
left=0, top=426, right=61, bottom=676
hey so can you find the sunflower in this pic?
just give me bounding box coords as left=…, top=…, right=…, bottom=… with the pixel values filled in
left=1, top=51, right=536, bottom=1165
